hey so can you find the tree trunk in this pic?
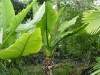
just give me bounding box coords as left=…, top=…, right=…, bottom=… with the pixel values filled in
left=43, top=56, right=54, bottom=75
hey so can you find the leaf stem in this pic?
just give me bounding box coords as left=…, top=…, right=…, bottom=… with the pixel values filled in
left=45, top=7, right=49, bottom=50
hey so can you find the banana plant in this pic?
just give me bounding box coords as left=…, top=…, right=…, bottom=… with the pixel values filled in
left=35, top=1, right=86, bottom=75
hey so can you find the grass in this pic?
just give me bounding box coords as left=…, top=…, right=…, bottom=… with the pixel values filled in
left=23, top=65, right=43, bottom=75
left=23, top=64, right=70, bottom=75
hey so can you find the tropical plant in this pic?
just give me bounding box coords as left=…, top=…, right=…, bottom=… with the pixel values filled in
left=35, top=1, right=86, bottom=75
left=0, top=0, right=93, bottom=75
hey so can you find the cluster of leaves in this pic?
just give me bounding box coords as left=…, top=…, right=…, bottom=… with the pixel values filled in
left=54, top=0, right=100, bottom=61
left=0, top=0, right=43, bottom=74
left=1, top=0, right=100, bottom=74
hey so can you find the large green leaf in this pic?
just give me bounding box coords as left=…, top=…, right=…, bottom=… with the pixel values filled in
left=82, top=10, right=100, bottom=34
left=0, top=0, right=15, bottom=30
left=58, top=6, right=65, bottom=20
left=0, top=28, right=42, bottom=59
left=32, top=2, right=39, bottom=17
left=8, top=0, right=36, bottom=33
left=51, top=25, right=87, bottom=49
left=0, top=0, right=15, bottom=40
left=0, top=0, right=36, bottom=48
left=36, top=1, right=58, bottom=36
left=0, top=28, right=3, bottom=44
left=58, top=16, right=78, bottom=33
left=16, top=2, right=45, bottom=32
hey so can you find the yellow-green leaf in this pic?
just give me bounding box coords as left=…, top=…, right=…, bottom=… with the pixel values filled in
left=0, top=28, right=42, bottom=59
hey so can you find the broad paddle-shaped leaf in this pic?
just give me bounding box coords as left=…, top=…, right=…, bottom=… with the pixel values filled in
left=0, top=28, right=42, bottom=59
left=36, top=2, right=58, bottom=36
left=51, top=25, right=87, bottom=49
left=58, top=16, right=78, bottom=33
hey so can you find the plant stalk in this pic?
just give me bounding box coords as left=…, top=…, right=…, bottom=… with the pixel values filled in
left=43, top=56, right=54, bottom=75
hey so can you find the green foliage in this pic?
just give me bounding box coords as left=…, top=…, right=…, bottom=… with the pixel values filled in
left=23, top=66, right=43, bottom=75
left=0, top=28, right=3, bottom=44
left=58, top=16, right=78, bottom=33
left=36, top=1, right=58, bottom=36
left=0, top=0, right=36, bottom=48
left=91, top=57, right=100, bottom=75
left=0, top=62, right=22, bottom=75
left=0, top=0, right=43, bottom=74
left=23, top=64, right=70, bottom=75
left=51, top=25, right=87, bottom=50
left=0, top=28, right=42, bottom=59
left=0, top=0, right=15, bottom=31
left=36, top=1, right=58, bottom=56
left=0, top=62, right=7, bottom=75
left=16, top=2, right=45, bottom=33
left=54, top=65, right=70, bottom=75
left=36, top=1, right=86, bottom=56
left=56, top=0, right=100, bottom=60
left=82, top=10, right=100, bottom=34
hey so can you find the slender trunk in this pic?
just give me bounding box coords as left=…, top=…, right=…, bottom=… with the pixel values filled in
left=43, top=56, right=54, bottom=75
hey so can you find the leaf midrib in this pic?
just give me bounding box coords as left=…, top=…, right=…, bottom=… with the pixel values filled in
left=18, top=33, right=32, bottom=58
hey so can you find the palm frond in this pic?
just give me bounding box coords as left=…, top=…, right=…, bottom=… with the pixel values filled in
left=82, top=10, right=100, bottom=35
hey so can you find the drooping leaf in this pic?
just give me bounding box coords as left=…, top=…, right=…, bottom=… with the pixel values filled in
left=51, top=25, right=87, bottom=49
left=82, top=10, right=100, bottom=34
left=0, top=28, right=42, bottom=59
left=36, top=1, right=58, bottom=36
left=58, top=16, right=78, bottom=33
